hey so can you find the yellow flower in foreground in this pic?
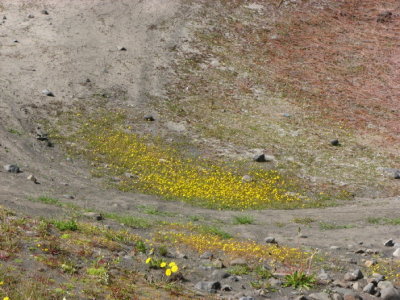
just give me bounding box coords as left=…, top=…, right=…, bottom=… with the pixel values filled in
left=168, top=262, right=176, bottom=267
left=0, top=281, right=3, bottom=285
left=171, top=265, right=179, bottom=273
left=145, top=257, right=152, bottom=264
left=165, top=269, right=172, bottom=276
left=4, top=297, right=10, bottom=300
left=160, top=262, right=167, bottom=268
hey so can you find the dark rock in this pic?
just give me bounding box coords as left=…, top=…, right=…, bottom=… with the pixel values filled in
left=27, top=174, right=39, bottom=184
left=4, top=164, right=21, bottom=173
left=331, top=139, right=340, bottom=146
left=83, top=212, right=103, bottom=221
left=363, top=282, right=375, bottom=294
left=194, top=281, right=221, bottom=293
left=384, top=239, right=395, bottom=247
left=27, top=14, right=34, bottom=18
left=41, top=10, right=49, bottom=15
left=253, top=154, right=274, bottom=162
left=35, top=126, right=49, bottom=141
left=221, top=285, right=232, bottom=291
left=144, top=115, right=155, bottom=121
left=42, top=89, right=54, bottom=97
left=117, top=46, right=127, bottom=51
left=264, top=237, right=277, bottom=244
left=381, top=287, right=400, bottom=300
left=394, top=170, right=400, bottom=179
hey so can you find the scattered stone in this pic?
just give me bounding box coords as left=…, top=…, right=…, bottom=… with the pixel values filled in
left=41, top=10, right=49, bottom=15
left=309, top=292, right=331, bottom=300
left=83, top=212, right=103, bottom=221
left=27, top=14, right=35, bottom=18
left=211, top=270, right=230, bottom=280
left=344, top=269, right=363, bottom=281
left=27, top=174, right=39, bottom=184
left=372, top=273, right=385, bottom=282
left=3, top=16, right=6, bottom=20
left=264, top=237, right=277, bottom=244
left=392, top=248, right=400, bottom=258
left=253, top=154, right=274, bottom=163
left=117, top=46, right=127, bottom=51
left=13, top=39, right=19, bottom=43
left=332, top=294, right=344, bottom=300
left=221, top=285, right=232, bottom=292
left=267, top=278, right=282, bottom=287
left=144, top=115, right=155, bottom=121
left=194, top=281, right=221, bottom=293
left=343, top=294, right=362, bottom=300
left=230, top=258, right=247, bottom=266
left=239, top=297, right=254, bottom=300
left=230, top=275, right=241, bottom=282
left=317, top=269, right=331, bottom=281
left=63, top=194, right=75, bottom=199
left=381, top=287, right=400, bottom=300
left=330, top=246, right=341, bottom=250
left=355, top=249, right=365, bottom=254
left=384, top=239, right=395, bottom=247
left=366, top=249, right=379, bottom=255
left=212, top=258, right=225, bottom=269
left=4, top=164, right=21, bottom=173
left=242, top=175, right=253, bottom=183
left=331, top=139, right=340, bottom=146
left=42, top=89, right=54, bottom=97
left=365, top=260, right=377, bottom=268
left=176, top=252, right=187, bottom=259
left=378, top=281, right=394, bottom=290
left=363, top=282, right=375, bottom=294
left=352, top=280, right=366, bottom=291
left=395, top=170, right=400, bottom=179
left=282, top=113, right=292, bottom=118
left=200, top=251, right=213, bottom=259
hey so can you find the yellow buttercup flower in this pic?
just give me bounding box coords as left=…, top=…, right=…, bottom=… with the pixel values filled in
left=145, top=257, right=152, bottom=264
left=171, top=265, right=179, bottom=273
left=168, top=262, right=176, bottom=267
left=4, top=297, right=10, bottom=300
left=165, top=269, right=172, bottom=276
left=0, top=281, right=3, bottom=285
left=160, top=262, right=167, bottom=268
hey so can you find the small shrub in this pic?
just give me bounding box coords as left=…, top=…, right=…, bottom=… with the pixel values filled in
left=52, top=220, right=78, bottom=231
left=254, top=265, right=272, bottom=279
left=283, top=271, right=315, bottom=290
left=135, top=240, right=147, bottom=253
left=292, top=217, right=315, bottom=225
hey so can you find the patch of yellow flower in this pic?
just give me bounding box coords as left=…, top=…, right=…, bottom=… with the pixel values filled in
left=69, top=114, right=308, bottom=210
left=159, top=231, right=310, bottom=267
left=367, top=260, right=400, bottom=283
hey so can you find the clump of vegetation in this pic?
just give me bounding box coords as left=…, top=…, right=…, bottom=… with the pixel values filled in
left=60, top=113, right=321, bottom=210
left=51, top=219, right=78, bottom=231
left=319, top=222, right=355, bottom=230
left=233, top=215, right=255, bottom=225
left=283, top=271, right=316, bottom=290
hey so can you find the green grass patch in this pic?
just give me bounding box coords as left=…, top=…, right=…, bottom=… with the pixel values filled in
left=283, top=271, right=316, bottom=290
left=319, top=222, right=355, bottom=230
left=137, top=205, right=176, bottom=217
left=367, top=217, right=400, bottom=225
left=228, top=265, right=251, bottom=275
left=102, top=212, right=151, bottom=229
left=31, top=196, right=62, bottom=206
left=198, top=225, right=232, bottom=239
left=51, top=219, right=78, bottom=231
left=233, top=215, right=255, bottom=225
